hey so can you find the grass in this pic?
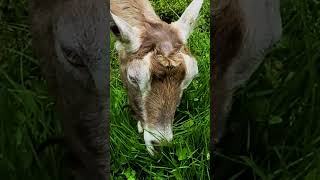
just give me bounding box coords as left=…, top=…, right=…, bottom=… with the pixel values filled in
left=109, top=0, right=210, bottom=179
left=219, top=0, right=320, bottom=179
left=0, top=1, right=64, bottom=179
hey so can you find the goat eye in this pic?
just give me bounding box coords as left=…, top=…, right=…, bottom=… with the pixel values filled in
left=62, top=48, right=85, bottom=67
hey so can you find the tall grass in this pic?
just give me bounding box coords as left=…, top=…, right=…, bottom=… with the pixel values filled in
left=219, top=0, right=320, bottom=179
left=0, top=1, right=64, bottom=179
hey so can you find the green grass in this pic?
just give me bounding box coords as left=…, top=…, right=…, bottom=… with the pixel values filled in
left=0, top=1, right=64, bottom=179
left=221, top=0, right=320, bottom=179
left=110, top=0, right=210, bottom=179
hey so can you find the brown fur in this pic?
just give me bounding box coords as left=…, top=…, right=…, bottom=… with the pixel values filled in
left=145, top=52, right=187, bottom=126
left=110, top=0, right=161, bottom=29
left=132, top=21, right=184, bottom=59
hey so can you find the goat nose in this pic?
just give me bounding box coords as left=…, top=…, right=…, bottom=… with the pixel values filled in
left=151, top=140, right=160, bottom=146
left=143, top=127, right=173, bottom=155
left=151, top=140, right=161, bottom=152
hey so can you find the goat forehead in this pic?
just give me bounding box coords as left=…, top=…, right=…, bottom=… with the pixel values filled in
left=143, top=23, right=182, bottom=46
left=125, top=48, right=195, bottom=100
left=159, top=41, right=173, bottom=56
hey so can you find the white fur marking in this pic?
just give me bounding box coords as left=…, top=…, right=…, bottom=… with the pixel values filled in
left=127, top=53, right=152, bottom=92
left=137, top=121, right=143, bottom=133
left=138, top=53, right=152, bottom=127
left=115, top=41, right=124, bottom=51
left=181, top=53, right=198, bottom=90
left=143, top=125, right=173, bottom=156
left=144, top=130, right=156, bottom=155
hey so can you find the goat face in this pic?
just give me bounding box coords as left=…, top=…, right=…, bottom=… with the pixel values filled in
left=111, top=0, right=203, bottom=155
left=31, top=0, right=108, bottom=178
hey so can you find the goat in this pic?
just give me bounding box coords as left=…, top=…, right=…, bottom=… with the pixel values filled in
left=30, top=0, right=109, bottom=179
left=212, top=0, right=282, bottom=178
left=110, top=0, right=204, bottom=155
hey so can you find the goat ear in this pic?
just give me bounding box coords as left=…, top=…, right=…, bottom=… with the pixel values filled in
left=171, top=0, right=203, bottom=44
left=110, top=12, right=141, bottom=52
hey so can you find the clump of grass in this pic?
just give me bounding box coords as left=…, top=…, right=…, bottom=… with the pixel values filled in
left=110, top=0, right=210, bottom=179
left=0, top=1, right=64, bottom=179
left=220, top=0, right=320, bottom=179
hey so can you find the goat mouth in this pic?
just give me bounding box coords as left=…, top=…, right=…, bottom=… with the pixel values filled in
left=137, top=122, right=158, bottom=155
left=151, top=140, right=161, bottom=153
left=145, top=138, right=171, bottom=156
left=142, top=126, right=173, bottom=156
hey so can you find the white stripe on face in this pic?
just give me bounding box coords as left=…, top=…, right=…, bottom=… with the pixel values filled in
left=181, top=53, right=198, bottom=90
left=126, top=52, right=152, bottom=92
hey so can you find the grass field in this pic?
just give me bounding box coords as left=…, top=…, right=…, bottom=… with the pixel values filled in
left=220, top=0, right=320, bottom=179
left=0, top=0, right=319, bottom=179
left=0, top=0, right=65, bottom=179
left=109, top=0, right=210, bottom=179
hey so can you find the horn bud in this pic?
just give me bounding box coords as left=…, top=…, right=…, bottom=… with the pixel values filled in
left=157, top=55, right=182, bottom=67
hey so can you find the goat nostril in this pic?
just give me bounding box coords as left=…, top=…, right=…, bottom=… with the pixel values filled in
left=151, top=140, right=161, bottom=153
left=151, top=140, right=160, bottom=146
